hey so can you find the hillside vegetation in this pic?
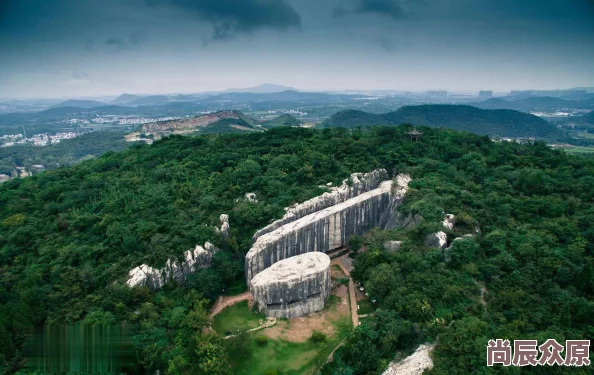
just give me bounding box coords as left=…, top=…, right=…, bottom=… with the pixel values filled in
left=1, top=127, right=593, bottom=374
left=322, top=105, right=563, bottom=139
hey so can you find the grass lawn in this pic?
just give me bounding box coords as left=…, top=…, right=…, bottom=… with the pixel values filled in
left=228, top=335, right=330, bottom=375
left=213, top=301, right=265, bottom=335
left=357, top=298, right=375, bottom=315
left=223, top=294, right=352, bottom=375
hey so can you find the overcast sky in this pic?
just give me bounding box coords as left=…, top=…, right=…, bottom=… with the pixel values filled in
left=1, top=0, right=593, bottom=98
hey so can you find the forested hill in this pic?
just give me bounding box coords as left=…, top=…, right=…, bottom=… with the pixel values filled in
left=322, top=105, right=563, bottom=139
left=1, top=126, right=593, bottom=374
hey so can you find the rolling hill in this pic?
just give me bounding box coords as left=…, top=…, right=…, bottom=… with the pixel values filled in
left=138, top=110, right=262, bottom=139
left=322, top=105, right=563, bottom=139
left=575, top=110, right=594, bottom=125
left=263, top=114, right=302, bottom=128
left=472, top=96, right=594, bottom=111
left=223, top=83, right=296, bottom=93
left=52, top=99, right=107, bottom=108
left=111, top=93, right=141, bottom=105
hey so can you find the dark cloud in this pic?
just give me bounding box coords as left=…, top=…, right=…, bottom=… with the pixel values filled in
left=105, top=33, right=147, bottom=51
left=150, top=0, right=301, bottom=41
left=334, top=0, right=406, bottom=20
left=356, top=0, right=405, bottom=19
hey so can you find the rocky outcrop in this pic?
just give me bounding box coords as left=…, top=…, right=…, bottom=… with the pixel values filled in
left=126, top=242, right=218, bottom=289
left=424, top=231, right=447, bottom=249
left=384, top=241, right=403, bottom=252
left=382, top=343, right=435, bottom=375
left=245, top=192, right=258, bottom=203
left=253, top=169, right=389, bottom=240
left=250, top=252, right=331, bottom=318
left=442, top=214, right=455, bottom=230
left=425, top=213, right=456, bottom=250
left=245, top=174, right=412, bottom=281
left=214, top=214, right=230, bottom=238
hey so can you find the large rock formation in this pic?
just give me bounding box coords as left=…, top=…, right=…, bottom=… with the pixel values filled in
left=253, top=169, right=389, bottom=240
left=126, top=242, right=217, bottom=289
left=250, top=252, right=331, bottom=318
left=245, top=173, right=412, bottom=281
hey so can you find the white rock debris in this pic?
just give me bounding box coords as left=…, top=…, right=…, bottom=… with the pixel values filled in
left=382, top=343, right=435, bottom=375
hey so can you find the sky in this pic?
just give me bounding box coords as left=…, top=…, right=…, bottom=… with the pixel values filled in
left=1, top=0, right=593, bottom=99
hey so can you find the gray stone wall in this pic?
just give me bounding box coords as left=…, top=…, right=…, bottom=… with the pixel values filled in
left=250, top=252, right=331, bottom=318
left=245, top=175, right=412, bottom=281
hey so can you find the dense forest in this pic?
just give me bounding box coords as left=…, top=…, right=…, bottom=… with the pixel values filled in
left=322, top=105, right=563, bottom=140
left=1, top=126, right=593, bottom=374
left=0, top=131, right=131, bottom=175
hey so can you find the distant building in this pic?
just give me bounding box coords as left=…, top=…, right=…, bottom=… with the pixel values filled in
left=478, top=90, right=493, bottom=98
left=425, top=90, right=448, bottom=98
left=509, top=90, right=534, bottom=98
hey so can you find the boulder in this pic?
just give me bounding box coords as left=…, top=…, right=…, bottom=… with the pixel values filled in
left=245, top=192, right=258, bottom=203
left=442, top=214, right=455, bottom=230
left=383, top=241, right=403, bottom=252
left=424, top=231, right=447, bottom=250
left=215, top=214, right=230, bottom=237
left=250, top=252, right=331, bottom=318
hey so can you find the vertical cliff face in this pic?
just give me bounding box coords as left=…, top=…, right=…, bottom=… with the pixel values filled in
left=253, top=169, right=389, bottom=240
left=245, top=174, right=412, bottom=282
left=250, top=252, right=331, bottom=318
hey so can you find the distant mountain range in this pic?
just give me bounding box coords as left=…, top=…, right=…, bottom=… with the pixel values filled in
left=52, top=99, right=107, bottom=108
left=111, top=93, right=141, bottom=105
left=471, top=96, right=594, bottom=112
left=575, top=110, right=594, bottom=125
left=222, top=83, right=296, bottom=94
left=322, top=105, right=563, bottom=139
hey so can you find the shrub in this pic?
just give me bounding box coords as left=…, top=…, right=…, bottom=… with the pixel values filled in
left=310, top=330, right=327, bottom=343
left=255, top=335, right=268, bottom=346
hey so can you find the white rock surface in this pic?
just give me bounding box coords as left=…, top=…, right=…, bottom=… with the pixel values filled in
left=126, top=242, right=217, bottom=289
left=246, top=175, right=412, bottom=281
left=253, top=169, right=389, bottom=240
left=215, top=214, right=230, bottom=237
left=442, top=214, right=455, bottom=230
left=424, top=231, right=447, bottom=250
left=382, top=344, right=435, bottom=375
left=384, top=240, right=403, bottom=252
left=250, top=252, right=331, bottom=318
left=245, top=192, right=258, bottom=203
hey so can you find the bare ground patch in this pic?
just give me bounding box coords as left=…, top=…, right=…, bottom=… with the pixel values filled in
left=262, top=284, right=350, bottom=343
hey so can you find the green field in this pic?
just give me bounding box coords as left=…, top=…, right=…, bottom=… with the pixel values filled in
left=219, top=294, right=351, bottom=375
left=357, top=298, right=375, bottom=315
left=563, top=145, right=594, bottom=154
left=213, top=301, right=265, bottom=335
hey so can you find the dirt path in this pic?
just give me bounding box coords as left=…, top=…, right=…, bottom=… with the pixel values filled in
left=209, top=291, right=253, bottom=319
left=331, top=257, right=359, bottom=328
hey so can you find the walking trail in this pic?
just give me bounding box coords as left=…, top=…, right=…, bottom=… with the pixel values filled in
left=209, top=291, right=253, bottom=319
left=331, top=256, right=359, bottom=328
